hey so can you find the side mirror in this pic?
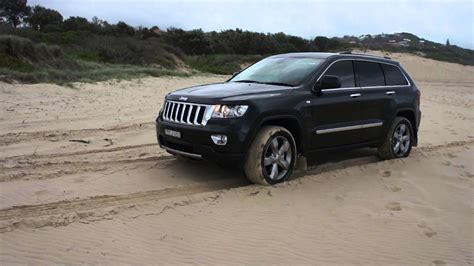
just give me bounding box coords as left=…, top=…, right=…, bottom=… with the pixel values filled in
left=313, top=75, right=341, bottom=93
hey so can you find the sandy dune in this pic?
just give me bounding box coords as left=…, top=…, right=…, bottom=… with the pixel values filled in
left=0, top=53, right=473, bottom=264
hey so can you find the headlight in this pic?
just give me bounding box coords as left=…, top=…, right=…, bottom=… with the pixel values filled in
left=212, top=105, right=248, bottom=118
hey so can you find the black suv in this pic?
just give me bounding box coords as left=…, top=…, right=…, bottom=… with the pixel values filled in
left=156, top=52, right=421, bottom=185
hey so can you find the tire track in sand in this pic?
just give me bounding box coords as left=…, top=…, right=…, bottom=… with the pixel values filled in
left=0, top=154, right=173, bottom=182
left=0, top=139, right=472, bottom=233
left=0, top=143, right=166, bottom=182
left=0, top=143, right=158, bottom=162
left=0, top=178, right=248, bottom=233
left=0, top=122, right=155, bottom=146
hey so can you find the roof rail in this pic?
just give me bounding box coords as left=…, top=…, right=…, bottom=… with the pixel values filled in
left=338, top=51, right=391, bottom=60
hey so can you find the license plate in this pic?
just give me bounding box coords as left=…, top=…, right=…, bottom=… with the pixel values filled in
left=165, top=129, right=181, bottom=138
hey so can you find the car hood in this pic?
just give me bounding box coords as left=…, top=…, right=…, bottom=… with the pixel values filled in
left=166, top=82, right=294, bottom=103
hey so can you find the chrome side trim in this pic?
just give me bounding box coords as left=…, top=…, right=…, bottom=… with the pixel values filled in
left=317, top=124, right=361, bottom=134
left=160, top=145, right=202, bottom=159
left=320, top=85, right=408, bottom=93
left=316, top=122, right=383, bottom=134
left=321, top=87, right=360, bottom=92
left=361, top=122, right=383, bottom=129
left=320, top=84, right=409, bottom=92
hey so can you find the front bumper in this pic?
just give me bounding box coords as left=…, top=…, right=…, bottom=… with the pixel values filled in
left=156, top=117, right=247, bottom=165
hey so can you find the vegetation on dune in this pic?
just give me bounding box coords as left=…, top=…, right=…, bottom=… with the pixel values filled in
left=0, top=35, right=74, bottom=67
left=185, top=54, right=263, bottom=75
left=0, top=60, right=189, bottom=84
left=0, top=34, right=188, bottom=84
left=0, top=1, right=191, bottom=84
left=0, top=0, right=472, bottom=84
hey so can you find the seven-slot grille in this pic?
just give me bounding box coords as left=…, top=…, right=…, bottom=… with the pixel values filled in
left=162, top=100, right=213, bottom=126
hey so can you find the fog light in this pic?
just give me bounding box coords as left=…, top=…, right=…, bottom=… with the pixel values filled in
left=211, top=134, right=228, bottom=145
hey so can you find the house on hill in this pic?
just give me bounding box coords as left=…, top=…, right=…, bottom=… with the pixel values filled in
left=152, top=26, right=164, bottom=34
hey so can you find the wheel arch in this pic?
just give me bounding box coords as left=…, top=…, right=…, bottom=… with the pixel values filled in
left=248, top=115, right=306, bottom=155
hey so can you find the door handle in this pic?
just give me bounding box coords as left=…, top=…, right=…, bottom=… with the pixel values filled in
left=386, top=91, right=396, bottom=95
left=350, top=93, right=361, bottom=98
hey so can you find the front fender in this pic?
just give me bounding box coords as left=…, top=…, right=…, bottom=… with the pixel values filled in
left=244, top=111, right=307, bottom=155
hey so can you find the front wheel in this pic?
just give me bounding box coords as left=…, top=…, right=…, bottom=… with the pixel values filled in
left=244, top=126, right=297, bottom=185
left=378, top=117, right=414, bottom=159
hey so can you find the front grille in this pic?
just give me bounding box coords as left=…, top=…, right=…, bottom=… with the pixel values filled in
left=162, top=100, right=213, bottom=126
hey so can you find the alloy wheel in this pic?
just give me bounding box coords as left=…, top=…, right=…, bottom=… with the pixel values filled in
left=263, top=136, right=292, bottom=181
left=392, top=123, right=411, bottom=157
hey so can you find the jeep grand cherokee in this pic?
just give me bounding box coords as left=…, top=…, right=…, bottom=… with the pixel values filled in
left=156, top=52, right=421, bottom=185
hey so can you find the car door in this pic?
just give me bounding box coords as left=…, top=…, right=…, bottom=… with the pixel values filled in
left=353, top=60, right=387, bottom=143
left=356, top=61, right=410, bottom=143
left=311, top=60, right=363, bottom=149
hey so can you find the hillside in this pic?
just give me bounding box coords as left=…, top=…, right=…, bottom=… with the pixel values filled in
left=0, top=2, right=473, bottom=83
left=336, top=32, right=474, bottom=65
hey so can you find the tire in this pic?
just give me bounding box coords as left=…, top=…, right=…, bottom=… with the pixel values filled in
left=378, top=117, right=414, bottom=160
left=244, top=126, right=297, bottom=185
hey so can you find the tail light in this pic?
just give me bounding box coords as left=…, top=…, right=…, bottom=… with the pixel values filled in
left=416, top=90, right=421, bottom=104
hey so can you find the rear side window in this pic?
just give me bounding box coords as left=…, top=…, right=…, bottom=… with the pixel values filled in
left=382, top=64, right=409, bottom=86
left=355, top=61, right=385, bottom=87
left=323, top=60, right=355, bottom=88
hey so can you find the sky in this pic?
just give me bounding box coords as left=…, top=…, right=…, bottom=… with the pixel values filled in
left=29, top=0, right=473, bottom=49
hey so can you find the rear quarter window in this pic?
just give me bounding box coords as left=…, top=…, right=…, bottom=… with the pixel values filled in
left=354, top=61, right=385, bottom=87
left=382, top=64, right=409, bottom=86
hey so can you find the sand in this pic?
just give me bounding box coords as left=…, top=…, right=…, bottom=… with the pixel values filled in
left=0, top=53, right=473, bottom=264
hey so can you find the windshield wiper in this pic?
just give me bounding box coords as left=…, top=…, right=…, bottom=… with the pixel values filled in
left=233, top=80, right=261, bottom=84
left=260, top=82, right=294, bottom=87
left=233, top=80, right=293, bottom=87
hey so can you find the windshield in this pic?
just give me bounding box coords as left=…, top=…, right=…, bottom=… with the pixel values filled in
left=230, top=57, right=324, bottom=86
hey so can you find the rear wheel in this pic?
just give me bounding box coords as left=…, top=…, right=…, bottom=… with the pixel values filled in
left=378, top=117, right=413, bottom=159
left=244, top=126, right=296, bottom=185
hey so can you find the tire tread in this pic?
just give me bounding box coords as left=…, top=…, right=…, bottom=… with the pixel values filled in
left=244, top=126, right=295, bottom=185
left=378, top=116, right=413, bottom=159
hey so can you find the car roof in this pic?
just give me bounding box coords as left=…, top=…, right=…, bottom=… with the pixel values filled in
left=271, top=52, right=337, bottom=59
left=270, top=52, right=399, bottom=65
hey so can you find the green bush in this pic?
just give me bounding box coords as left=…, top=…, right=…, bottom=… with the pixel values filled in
left=0, top=35, right=187, bottom=84
left=0, top=35, right=76, bottom=69
left=0, top=62, right=189, bottom=84
left=0, top=53, right=34, bottom=72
